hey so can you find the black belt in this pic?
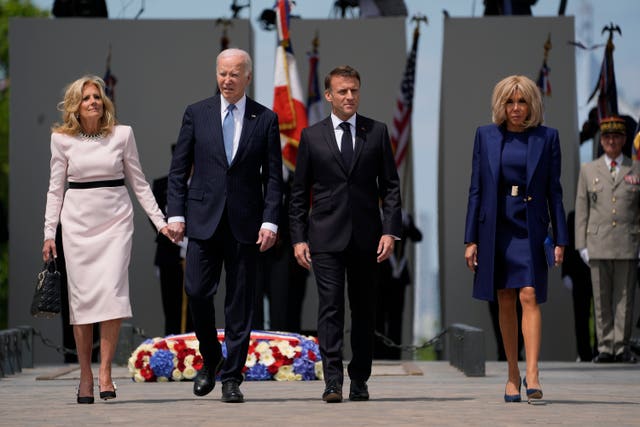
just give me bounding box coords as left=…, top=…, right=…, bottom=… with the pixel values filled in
left=68, top=179, right=125, bottom=189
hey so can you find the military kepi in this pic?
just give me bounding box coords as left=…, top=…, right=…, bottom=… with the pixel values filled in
left=600, top=116, right=626, bottom=135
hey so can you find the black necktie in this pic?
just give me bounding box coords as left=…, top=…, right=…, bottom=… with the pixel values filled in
left=340, top=122, right=353, bottom=168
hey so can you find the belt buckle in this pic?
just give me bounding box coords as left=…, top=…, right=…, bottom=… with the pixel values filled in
left=511, top=185, right=519, bottom=197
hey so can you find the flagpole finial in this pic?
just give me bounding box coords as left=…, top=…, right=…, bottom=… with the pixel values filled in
left=411, top=14, right=428, bottom=38
left=216, top=18, right=233, bottom=51
left=602, top=22, right=621, bottom=50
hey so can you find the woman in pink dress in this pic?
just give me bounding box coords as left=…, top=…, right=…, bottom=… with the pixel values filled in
left=42, top=75, right=170, bottom=404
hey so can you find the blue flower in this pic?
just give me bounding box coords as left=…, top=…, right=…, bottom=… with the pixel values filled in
left=149, top=349, right=175, bottom=379
left=245, top=363, right=271, bottom=381
left=299, top=338, right=321, bottom=360
left=293, top=357, right=316, bottom=380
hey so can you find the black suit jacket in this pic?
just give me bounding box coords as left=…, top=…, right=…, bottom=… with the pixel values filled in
left=289, top=114, right=402, bottom=252
left=167, top=95, right=283, bottom=242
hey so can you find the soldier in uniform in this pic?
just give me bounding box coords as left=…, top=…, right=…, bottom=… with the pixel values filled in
left=575, top=116, right=639, bottom=363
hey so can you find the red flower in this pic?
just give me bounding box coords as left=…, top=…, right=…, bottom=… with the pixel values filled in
left=141, top=366, right=155, bottom=381
left=154, top=341, right=169, bottom=350
left=192, top=355, right=204, bottom=371
left=307, top=350, right=317, bottom=361
left=172, top=339, right=187, bottom=353
left=271, top=346, right=282, bottom=359
left=177, top=348, right=195, bottom=361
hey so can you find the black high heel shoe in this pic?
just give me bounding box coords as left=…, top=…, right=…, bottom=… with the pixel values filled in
left=76, top=385, right=95, bottom=404
left=99, top=382, right=117, bottom=401
left=523, top=377, right=543, bottom=401
left=503, top=376, right=522, bottom=403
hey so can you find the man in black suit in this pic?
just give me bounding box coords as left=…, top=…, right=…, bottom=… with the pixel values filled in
left=167, top=48, right=282, bottom=403
left=151, top=147, right=192, bottom=336
left=289, top=65, right=402, bottom=403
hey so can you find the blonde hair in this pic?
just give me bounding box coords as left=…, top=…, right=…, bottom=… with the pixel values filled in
left=491, top=75, right=543, bottom=128
left=51, top=75, right=116, bottom=135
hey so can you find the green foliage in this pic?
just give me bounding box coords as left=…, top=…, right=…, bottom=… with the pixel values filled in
left=0, top=1, right=49, bottom=329
left=416, top=344, right=439, bottom=361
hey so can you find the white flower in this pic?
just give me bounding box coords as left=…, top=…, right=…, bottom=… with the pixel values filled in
left=274, top=365, right=294, bottom=381
left=255, top=341, right=271, bottom=353
left=184, top=354, right=194, bottom=367
left=259, top=351, right=276, bottom=366
left=183, top=366, right=198, bottom=380
left=245, top=353, right=257, bottom=368
left=157, top=376, right=169, bottom=382
left=172, top=368, right=183, bottom=381
left=133, top=373, right=146, bottom=383
left=279, top=343, right=296, bottom=359
left=315, top=361, right=324, bottom=381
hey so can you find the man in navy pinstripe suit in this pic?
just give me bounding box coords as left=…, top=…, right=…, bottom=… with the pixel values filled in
left=167, top=48, right=283, bottom=402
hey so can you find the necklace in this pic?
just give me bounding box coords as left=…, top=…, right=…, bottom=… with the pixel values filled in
left=79, top=131, right=105, bottom=141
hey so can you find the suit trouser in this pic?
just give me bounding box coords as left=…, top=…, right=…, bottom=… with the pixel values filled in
left=185, top=216, right=258, bottom=384
left=312, top=243, right=378, bottom=386
left=589, top=259, right=637, bottom=356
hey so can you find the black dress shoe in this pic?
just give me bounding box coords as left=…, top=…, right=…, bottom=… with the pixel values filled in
left=614, top=351, right=638, bottom=363
left=221, top=380, right=244, bottom=403
left=76, top=383, right=94, bottom=404
left=99, top=382, right=117, bottom=401
left=593, top=352, right=614, bottom=363
left=322, top=379, right=343, bottom=403
left=193, top=357, right=225, bottom=397
left=349, top=380, right=369, bottom=401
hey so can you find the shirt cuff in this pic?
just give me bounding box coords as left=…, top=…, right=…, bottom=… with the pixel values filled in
left=261, top=222, right=278, bottom=233
left=168, top=216, right=185, bottom=224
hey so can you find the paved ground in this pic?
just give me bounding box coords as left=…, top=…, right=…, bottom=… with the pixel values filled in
left=0, top=360, right=638, bottom=426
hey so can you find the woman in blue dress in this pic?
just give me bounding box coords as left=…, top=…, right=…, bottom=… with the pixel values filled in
left=464, top=75, right=568, bottom=403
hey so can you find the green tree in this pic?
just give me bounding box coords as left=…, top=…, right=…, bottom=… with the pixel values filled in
left=0, top=0, right=49, bottom=328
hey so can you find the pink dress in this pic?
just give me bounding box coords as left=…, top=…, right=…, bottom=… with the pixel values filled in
left=43, top=125, right=166, bottom=324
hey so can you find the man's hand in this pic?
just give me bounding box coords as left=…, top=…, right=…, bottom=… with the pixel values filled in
left=376, top=235, right=395, bottom=263
left=256, top=228, right=277, bottom=252
left=293, top=242, right=312, bottom=270
left=168, top=222, right=185, bottom=243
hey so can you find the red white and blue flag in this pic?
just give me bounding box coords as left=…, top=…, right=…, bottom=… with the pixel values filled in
left=537, top=60, right=551, bottom=97
left=272, top=0, right=308, bottom=172
left=390, top=25, right=419, bottom=173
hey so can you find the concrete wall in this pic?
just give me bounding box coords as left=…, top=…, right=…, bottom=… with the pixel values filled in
left=8, top=17, right=407, bottom=363
left=439, top=17, right=580, bottom=360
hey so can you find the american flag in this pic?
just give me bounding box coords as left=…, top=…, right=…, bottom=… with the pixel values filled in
left=390, top=26, right=419, bottom=170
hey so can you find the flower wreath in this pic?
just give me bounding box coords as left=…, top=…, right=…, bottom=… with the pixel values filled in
left=128, top=330, right=323, bottom=382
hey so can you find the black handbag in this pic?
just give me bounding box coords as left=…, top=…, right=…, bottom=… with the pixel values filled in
left=30, top=258, right=62, bottom=318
